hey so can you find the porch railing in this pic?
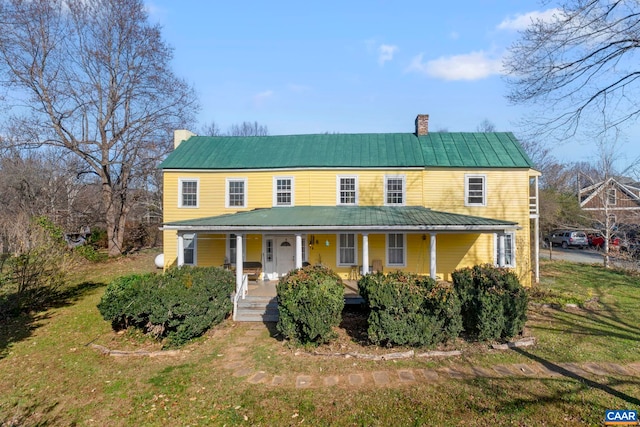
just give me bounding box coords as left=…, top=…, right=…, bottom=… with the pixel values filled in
left=529, top=195, right=538, bottom=215
left=232, top=274, right=248, bottom=321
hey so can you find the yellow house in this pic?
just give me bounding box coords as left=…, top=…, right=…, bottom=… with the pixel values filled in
left=160, top=115, right=541, bottom=320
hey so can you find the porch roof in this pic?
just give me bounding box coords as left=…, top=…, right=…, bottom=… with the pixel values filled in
left=162, top=206, right=519, bottom=233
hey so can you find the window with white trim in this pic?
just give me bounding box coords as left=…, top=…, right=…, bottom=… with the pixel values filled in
left=273, top=177, right=294, bottom=206
left=494, top=232, right=515, bottom=268
left=227, top=233, right=247, bottom=265
left=226, top=178, right=247, bottom=208
left=607, top=188, right=617, bottom=205
left=387, top=233, right=405, bottom=266
left=338, top=233, right=357, bottom=265
left=179, top=179, right=198, bottom=207
left=337, top=176, right=358, bottom=205
left=385, top=175, right=405, bottom=205
left=465, top=174, right=486, bottom=206
left=183, top=233, right=196, bottom=265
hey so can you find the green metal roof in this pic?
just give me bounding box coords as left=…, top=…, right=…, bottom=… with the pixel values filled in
left=159, top=132, right=535, bottom=170
left=163, top=206, right=519, bottom=232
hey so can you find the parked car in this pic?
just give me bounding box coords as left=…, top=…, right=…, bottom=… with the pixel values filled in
left=545, top=230, right=588, bottom=249
left=587, top=233, right=620, bottom=249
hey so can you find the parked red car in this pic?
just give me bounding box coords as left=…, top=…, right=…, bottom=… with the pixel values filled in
left=587, top=233, right=620, bottom=248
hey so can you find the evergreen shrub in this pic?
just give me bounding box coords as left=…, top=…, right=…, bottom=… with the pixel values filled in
left=452, top=264, right=528, bottom=341
left=276, top=265, right=345, bottom=345
left=358, top=271, right=462, bottom=347
left=97, top=266, right=234, bottom=346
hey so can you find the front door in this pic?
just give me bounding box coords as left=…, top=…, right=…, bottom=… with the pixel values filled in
left=275, top=236, right=295, bottom=277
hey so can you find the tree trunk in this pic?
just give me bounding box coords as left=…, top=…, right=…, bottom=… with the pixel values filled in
left=102, top=183, right=128, bottom=257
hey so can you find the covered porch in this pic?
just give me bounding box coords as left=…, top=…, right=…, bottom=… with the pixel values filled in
left=163, top=205, right=521, bottom=292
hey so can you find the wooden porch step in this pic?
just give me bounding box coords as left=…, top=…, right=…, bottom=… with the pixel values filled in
left=234, top=294, right=365, bottom=322
left=235, top=295, right=279, bottom=322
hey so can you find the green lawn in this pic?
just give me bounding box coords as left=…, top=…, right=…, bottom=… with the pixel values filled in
left=1, top=254, right=639, bottom=426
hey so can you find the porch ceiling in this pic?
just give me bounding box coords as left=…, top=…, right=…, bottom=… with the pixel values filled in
left=162, top=206, right=519, bottom=234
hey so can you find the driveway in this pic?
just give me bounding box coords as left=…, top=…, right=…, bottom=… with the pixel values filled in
left=539, top=246, right=604, bottom=264
left=540, top=246, right=639, bottom=270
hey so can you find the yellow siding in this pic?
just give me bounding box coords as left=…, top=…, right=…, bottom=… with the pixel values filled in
left=163, top=167, right=534, bottom=286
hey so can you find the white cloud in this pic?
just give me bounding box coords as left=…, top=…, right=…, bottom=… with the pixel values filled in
left=406, top=51, right=503, bottom=81
left=253, top=90, right=274, bottom=107
left=497, top=8, right=562, bottom=31
left=378, top=44, right=398, bottom=66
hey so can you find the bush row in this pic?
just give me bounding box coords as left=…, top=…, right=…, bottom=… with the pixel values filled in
left=276, top=265, right=345, bottom=345
left=276, top=264, right=527, bottom=348
left=358, top=272, right=462, bottom=347
left=97, top=266, right=234, bottom=346
left=452, top=264, right=528, bottom=341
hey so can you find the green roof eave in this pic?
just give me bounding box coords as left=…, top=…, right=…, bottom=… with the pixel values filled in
left=162, top=206, right=519, bottom=233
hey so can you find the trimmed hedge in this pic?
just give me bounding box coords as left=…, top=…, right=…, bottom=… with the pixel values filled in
left=452, top=264, right=528, bottom=341
left=97, top=266, right=234, bottom=346
left=358, top=272, right=462, bottom=347
left=276, top=265, right=345, bottom=345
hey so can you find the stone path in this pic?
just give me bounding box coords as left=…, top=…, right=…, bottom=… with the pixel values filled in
left=220, top=324, right=640, bottom=389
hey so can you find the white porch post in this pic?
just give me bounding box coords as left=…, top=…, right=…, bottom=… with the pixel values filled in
left=235, top=234, right=244, bottom=290
left=534, top=175, right=540, bottom=284
left=429, top=233, right=437, bottom=280
left=534, top=216, right=540, bottom=283
left=295, top=233, right=303, bottom=269
left=177, top=233, right=184, bottom=267
left=362, top=233, right=369, bottom=275
left=498, top=232, right=506, bottom=267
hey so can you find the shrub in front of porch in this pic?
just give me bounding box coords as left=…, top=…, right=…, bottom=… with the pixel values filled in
left=97, top=266, right=234, bottom=347
left=276, top=265, right=345, bottom=345
left=452, top=264, right=528, bottom=341
left=358, top=272, right=462, bottom=347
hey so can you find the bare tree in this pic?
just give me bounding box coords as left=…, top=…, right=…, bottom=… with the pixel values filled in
left=578, top=135, right=639, bottom=267
left=504, top=1, right=640, bottom=138
left=228, top=121, right=269, bottom=136
left=200, top=121, right=223, bottom=137
left=476, top=119, right=496, bottom=132
left=0, top=0, right=198, bottom=257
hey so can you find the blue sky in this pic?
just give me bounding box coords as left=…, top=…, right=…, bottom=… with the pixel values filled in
left=147, top=0, right=640, bottom=167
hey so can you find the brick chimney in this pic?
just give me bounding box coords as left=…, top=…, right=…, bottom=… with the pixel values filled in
left=415, top=114, right=429, bottom=136
left=174, top=129, right=196, bottom=149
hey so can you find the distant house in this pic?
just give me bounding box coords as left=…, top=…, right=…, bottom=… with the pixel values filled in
left=579, top=177, right=640, bottom=225
left=159, top=114, right=540, bottom=319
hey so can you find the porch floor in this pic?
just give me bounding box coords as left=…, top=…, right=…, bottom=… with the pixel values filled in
left=247, top=280, right=361, bottom=299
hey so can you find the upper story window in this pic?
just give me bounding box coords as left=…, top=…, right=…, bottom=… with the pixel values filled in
left=385, top=175, right=405, bottom=206
left=273, top=177, right=294, bottom=206
left=179, top=178, right=198, bottom=208
left=465, top=174, right=486, bottom=206
left=337, top=176, right=358, bottom=205
left=226, top=178, right=247, bottom=208
left=607, top=188, right=617, bottom=205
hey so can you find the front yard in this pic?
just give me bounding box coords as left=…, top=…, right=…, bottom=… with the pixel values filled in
left=1, top=251, right=638, bottom=425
